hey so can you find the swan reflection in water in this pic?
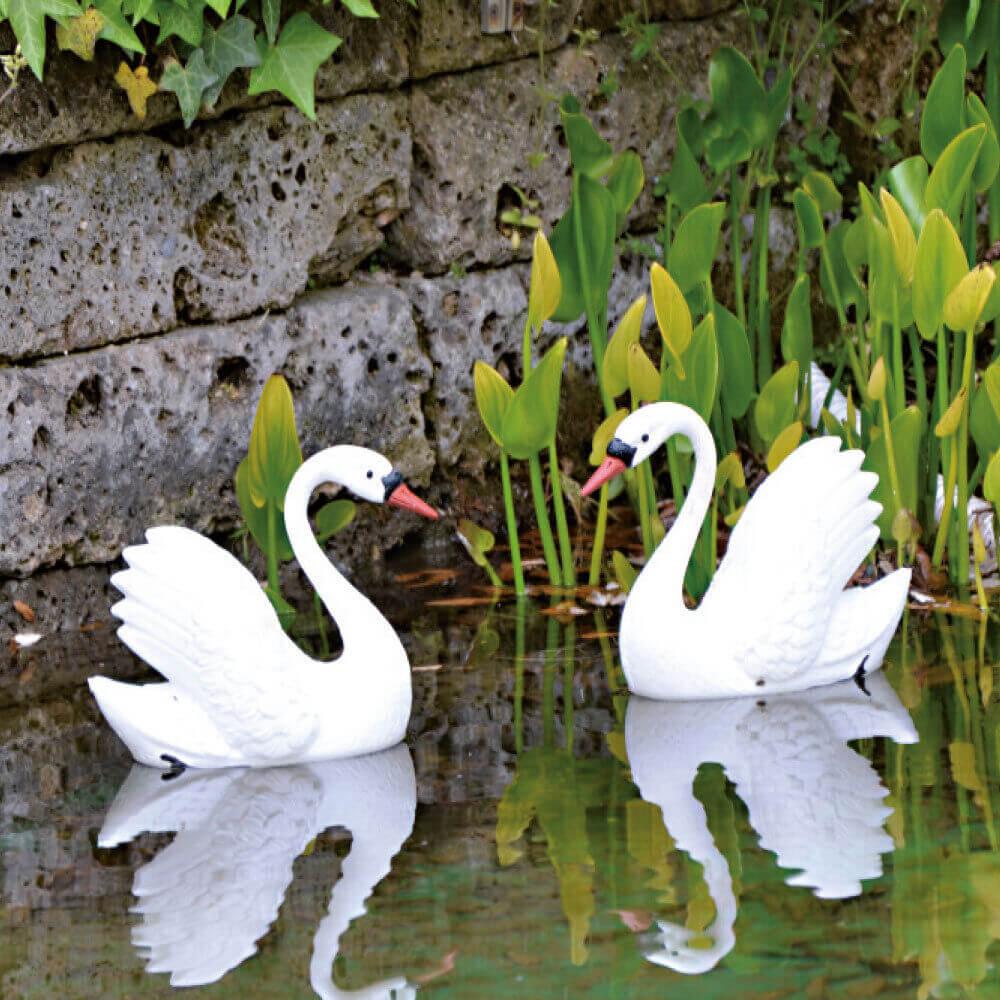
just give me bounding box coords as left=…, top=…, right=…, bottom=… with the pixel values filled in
left=98, top=744, right=417, bottom=997
left=625, top=672, right=918, bottom=974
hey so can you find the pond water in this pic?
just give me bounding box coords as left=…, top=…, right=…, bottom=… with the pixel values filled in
left=1, top=578, right=999, bottom=998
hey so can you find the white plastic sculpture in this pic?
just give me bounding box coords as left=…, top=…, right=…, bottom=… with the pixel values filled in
left=98, top=745, right=418, bottom=997
left=89, top=446, right=438, bottom=769
left=625, top=674, right=917, bottom=974
left=581, top=402, right=911, bottom=699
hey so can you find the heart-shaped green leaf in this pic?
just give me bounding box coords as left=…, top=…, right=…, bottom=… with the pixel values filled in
left=887, top=156, right=929, bottom=232
left=662, top=314, right=719, bottom=422
left=707, top=46, right=768, bottom=148
left=920, top=43, right=967, bottom=164
left=473, top=361, right=514, bottom=448
left=780, top=273, right=813, bottom=373
left=602, top=296, right=646, bottom=398
left=793, top=188, right=825, bottom=249
left=755, top=361, right=799, bottom=447
left=247, top=374, right=303, bottom=509
left=651, top=263, right=693, bottom=376
left=715, top=303, right=753, bottom=419
left=315, top=499, right=356, bottom=542
left=606, top=151, right=644, bottom=231
left=236, top=457, right=294, bottom=561
left=913, top=209, right=968, bottom=338
left=668, top=202, right=725, bottom=294
left=559, top=94, right=615, bottom=177
left=863, top=406, right=924, bottom=538
left=925, top=124, right=986, bottom=222
left=502, top=338, right=568, bottom=459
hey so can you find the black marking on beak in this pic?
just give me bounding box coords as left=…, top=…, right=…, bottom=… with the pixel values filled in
left=607, top=436, right=637, bottom=467
left=381, top=469, right=404, bottom=503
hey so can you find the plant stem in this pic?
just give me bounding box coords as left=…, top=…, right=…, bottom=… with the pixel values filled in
left=636, top=458, right=654, bottom=559
left=313, top=591, right=330, bottom=659
left=265, top=501, right=280, bottom=597
left=528, top=452, right=563, bottom=587
left=522, top=315, right=533, bottom=374
left=880, top=393, right=902, bottom=515
left=548, top=441, right=576, bottom=586
left=729, top=167, right=746, bottom=329
left=955, top=327, right=976, bottom=584
left=500, top=451, right=526, bottom=594
left=891, top=286, right=905, bottom=417
left=588, top=485, right=609, bottom=586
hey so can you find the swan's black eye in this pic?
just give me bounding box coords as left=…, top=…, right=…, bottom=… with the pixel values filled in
left=366, top=470, right=373, bottom=479
left=641, top=433, right=650, bottom=443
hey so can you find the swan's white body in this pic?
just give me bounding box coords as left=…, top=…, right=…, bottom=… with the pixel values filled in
left=89, top=447, right=431, bottom=768
left=99, top=744, right=417, bottom=996
left=587, top=403, right=911, bottom=700
left=626, top=675, right=917, bottom=974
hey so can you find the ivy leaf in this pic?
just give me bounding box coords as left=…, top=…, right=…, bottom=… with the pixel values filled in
left=341, top=0, right=378, bottom=16
left=114, top=61, right=157, bottom=118
left=248, top=13, right=341, bottom=121
left=94, top=0, right=145, bottom=53
left=262, top=0, right=280, bottom=44
left=56, top=7, right=105, bottom=61
left=6, top=0, right=82, bottom=79
left=156, top=0, right=205, bottom=46
left=201, top=14, right=261, bottom=108
left=160, top=49, right=218, bottom=127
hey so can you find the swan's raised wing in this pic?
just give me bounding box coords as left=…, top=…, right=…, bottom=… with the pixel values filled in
left=700, top=437, right=881, bottom=685
left=131, top=767, right=321, bottom=987
left=112, top=525, right=320, bottom=760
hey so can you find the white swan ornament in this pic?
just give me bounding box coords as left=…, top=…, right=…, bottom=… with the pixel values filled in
left=581, top=403, right=911, bottom=699
left=98, top=745, right=418, bottom=996
left=625, top=674, right=917, bottom=974
left=89, top=446, right=439, bottom=769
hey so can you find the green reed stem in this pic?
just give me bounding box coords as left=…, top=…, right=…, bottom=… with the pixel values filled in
left=265, top=502, right=280, bottom=597
left=636, top=459, right=654, bottom=559
left=500, top=451, right=526, bottom=594
left=955, top=327, right=976, bottom=584
left=548, top=441, right=576, bottom=587
left=933, top=438, right=959, bottom=568
left=588, top=484, right=609, bottom=586
left=730, top=167, right=746, bottom=330
left=529, top=452, right=562, bottom=587
left=313, top=591, right=330, bottom=659
left=880, top=392, right=903, bottom=514
left=891, top=288, right=905, bottom=417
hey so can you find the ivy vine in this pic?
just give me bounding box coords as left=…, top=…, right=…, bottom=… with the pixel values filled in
left=0, top=0, right=412, bottom=125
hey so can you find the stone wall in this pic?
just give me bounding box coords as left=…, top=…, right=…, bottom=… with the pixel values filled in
left=0, top=1, right=751, bottom=596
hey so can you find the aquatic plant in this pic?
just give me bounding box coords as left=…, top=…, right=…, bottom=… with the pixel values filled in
left=236, top=374, right=355, bottom=628
left=474, top=233, right=572, bottom=592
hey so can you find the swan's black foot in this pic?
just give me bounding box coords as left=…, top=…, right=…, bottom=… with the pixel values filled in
left=160, top=754, right=188, bottom=781
left=853, top=656, right=871, bottom=697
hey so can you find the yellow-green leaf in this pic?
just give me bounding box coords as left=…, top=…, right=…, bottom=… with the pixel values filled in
left=473, top=361, right=514, bottom=448
left=913, top=209, right=968, bottom=339
left=590, top=408, right=628, bottom=465
left=715, top=451, right=745, bottom=492
left=247, top=374, right=303, bottom=509
left=114, top=61, right=157, bottom=120
left=880, top=188, right=916, bottom=284
left=56, top=6, right=104, bottom=60
left=943, top=263, right=997, bottom=333
left=502, top=337, right=567, bottom=459
left=457, top=518, right=496, bottom=567
left=627, top=343, right=660, bottom=403
left=983, top=449, right=1000, bottom=506
left=949, top=741, right=983, bottom=792
left=527, top=231, right=562, bottom=331
left=602, top=296, right=646, bottom=398
left=315, top=499, right=355, bottom=542
left=868, top=357, right=887, bottom=403
left=766, top=421, right=803, bottom=472
left=612, top=550, right=638, bottom=593
left=935, top=388, right=966, bottom=438
left=754, top=361, right=799, bottom=446
left=651, top=262, right=692, bottom=377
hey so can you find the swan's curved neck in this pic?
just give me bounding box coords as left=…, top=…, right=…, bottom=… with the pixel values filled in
left=284, top=451, right=396, bottom=659
left=635, top=405, right=717, bottom=607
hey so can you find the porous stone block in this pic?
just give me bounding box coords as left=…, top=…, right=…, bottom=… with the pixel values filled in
left=407, top=0, right=583, bottom=79
left=390, top=13, right=744, bottom=274
left=0, top=95, right=409, bottom=362
left=0, top=7, right=409, bottom=157
left=0, top=286, right=432, bottom=578
left=578, top=0, right=739, bottom=33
